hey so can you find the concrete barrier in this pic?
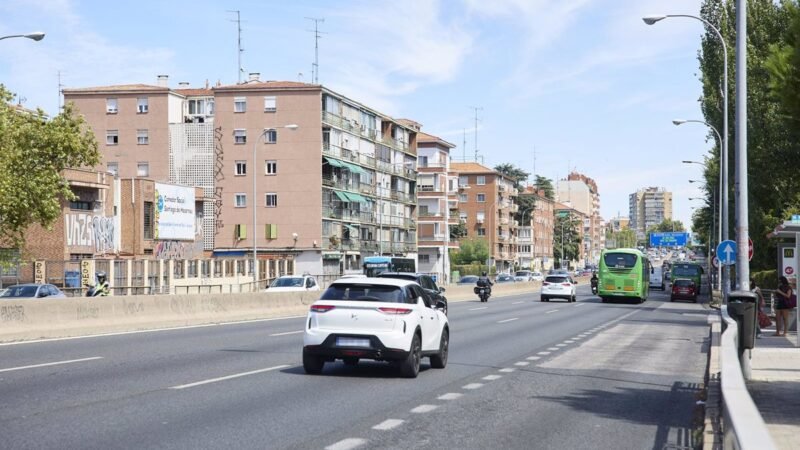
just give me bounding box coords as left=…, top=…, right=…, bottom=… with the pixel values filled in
left=0, top=280, right=548, bottom=343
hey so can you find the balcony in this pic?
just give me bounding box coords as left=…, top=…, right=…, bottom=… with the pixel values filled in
left=418, top=233, right=446, bottom=242
left=417, top=210, right=444, bottom=220
left=500, top=217, right=509, bottom=225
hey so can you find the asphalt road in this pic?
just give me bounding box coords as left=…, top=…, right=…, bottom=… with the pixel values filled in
left=0, top=284, right=711, bottom=450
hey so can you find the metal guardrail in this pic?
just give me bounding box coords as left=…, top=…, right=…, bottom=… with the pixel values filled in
left=719, top=306, right=777, bottom=449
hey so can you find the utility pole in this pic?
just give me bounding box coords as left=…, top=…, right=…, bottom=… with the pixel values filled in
left=462, top=128, right=466, bottom=162
left=735, top=0, right=749, bottom=290
left=228, top=10, right=244, bottom=84
left=57, top=70, right=64, bottom=112
left=305, top=17, right=326, bottom=84
left=469, top=106, right=482, bottom=161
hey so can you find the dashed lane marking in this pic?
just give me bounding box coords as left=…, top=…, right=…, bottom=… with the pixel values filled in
left=483, top=375, right=502, bottom=381
left=469, top=307, right=488, bottom=311
left=573, top=304, right=586, bottom=307
left=514, top=361, right=530, bottom=366
left=497, top=318, right=519, bottom=324
left=411, top=404, right=439, bottom=413
left=326, top=438, right=367, bottom=450
left=545, top=310, right=559, bottom=314
left=526, top=356, right=541, bottom=361
left=499, top=368, right=516, bottom=373
left=564, top=340, right=575, bottom=343
left=555, top=344, right=567, bottom=347
left=547, top=347, right=559, bottom=351
left=438, top=393, right=463, bottom=400
left=537, top=351, right=551, bottom=355
left=0, top=356, right=103, bottom=373
left=170, top=365, right=290, bottom=390
left=269, top=330, right=303, bottom=337
left=373, top=419, right=404, bottom=431
left=463, top=383, right=484, bottom=389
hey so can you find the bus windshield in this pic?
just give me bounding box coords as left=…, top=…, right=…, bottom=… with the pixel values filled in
left=603, top=252, right=638, bottom=269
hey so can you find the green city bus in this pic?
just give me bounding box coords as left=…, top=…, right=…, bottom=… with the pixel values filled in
left=670, top=262, right=704, bottom=294
left=598, top=248, right=651, bottom=304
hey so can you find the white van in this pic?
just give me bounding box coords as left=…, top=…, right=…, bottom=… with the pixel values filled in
left=649, top=266, right=665, bottom=290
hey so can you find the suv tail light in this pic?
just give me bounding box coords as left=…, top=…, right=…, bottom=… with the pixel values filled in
left=377, top=307, right=413, bottom=315
left=310, top=304, right=335, bottom=313
left=562, top=283, right=571, bottom=287
left=542, top=282, right=550, bottom=286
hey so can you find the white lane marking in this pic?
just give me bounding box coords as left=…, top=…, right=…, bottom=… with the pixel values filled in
left=526, top=356, right=541, bottom=361
left=537, top=351, right=551, bottom=355
left=463, top=383, right=484, bottom=389
left=555, top=344, right=567, bottom=347
left=411, top=404, right=439, bottom=413
left=438, top=393, right=463, bottom=400
left=497, top=318, right=519, bottom=324
left=499, top=368, right=516, bottom=373
left=483, top=375, right=502, bottom=381
left=469, top=307, right=488, bottom=311
left=373, top=419, right=404, bottom=431
left=0, top=356, right=103, bottom=374
left=0, top=315, right=307, bottom=347
left=573, top=303, right=586, bottom=308
left=512, top=301, right=524, bottom=304
left=170, top=365, right=289, bottom=390
left=564, top=340, right=575, bottom=343
left=514, top=361, right=530, bottom=366
left=547, top=347, right=559, bottom=351
left=326, top=438, right=367, bottom=450
left=269, top=330, right=303, bottom=337
left=545, top=310, right=559, bottom=314
left=578, top=334, right=588, bottom=337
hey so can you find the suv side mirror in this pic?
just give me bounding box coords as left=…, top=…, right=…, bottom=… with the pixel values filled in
left=436, top=300, right=446, bottom=310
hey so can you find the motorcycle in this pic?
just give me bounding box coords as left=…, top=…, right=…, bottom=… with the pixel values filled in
left=590, top=279, right=598, bottom=295
left=474, top=286, right=491, bottom=302
left=84, top=282, right=109, bottom=297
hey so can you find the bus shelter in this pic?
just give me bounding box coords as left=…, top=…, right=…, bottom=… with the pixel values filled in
left=768, top=219, right=800, bottom=347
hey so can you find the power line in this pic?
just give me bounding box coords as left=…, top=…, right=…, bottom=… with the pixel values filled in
left=305, top=17, right=326, bottom=84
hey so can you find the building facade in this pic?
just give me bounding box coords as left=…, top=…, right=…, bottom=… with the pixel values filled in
left=556, top=172, right=604, bottom=265
left=629, top=187, right=673, bottom=239
left=451, top=162, right=519, bottom=273
left=553, top=203, right=588, bottom=269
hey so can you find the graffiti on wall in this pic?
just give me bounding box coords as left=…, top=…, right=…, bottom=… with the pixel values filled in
left=155, top=213, right=204, bottom=260
left=213, top=126, right=225, bottom=235
left=65, top=213, right=115, bottom=254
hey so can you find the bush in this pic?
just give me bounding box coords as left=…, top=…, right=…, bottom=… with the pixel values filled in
left=752, top=269, right=778, bottom=290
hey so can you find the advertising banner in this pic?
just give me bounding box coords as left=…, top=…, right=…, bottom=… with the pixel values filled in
left=649, top=232, right=689, bottom=247
left=155, top=183, right=195, bottom=240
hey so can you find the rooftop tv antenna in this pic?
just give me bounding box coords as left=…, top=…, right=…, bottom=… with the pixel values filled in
left=57, top=70, right=65, bottom=111
left=228, top=10, right=244, bottom=83
left=305, top=17, right=327, bottom=84
left=469, top=106, right=483, bottom=161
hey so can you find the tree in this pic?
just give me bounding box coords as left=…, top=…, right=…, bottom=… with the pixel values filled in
left=533, top=175, right=555, bottom=200
left=553, top=213, right=582, bottom=267
left=450, top=238, right=490, bottom=265
left=514, top=194, right=536, bottom=224
left=449, top=222, right=467, bottom=240
left=646, top=219, right=686, bottom=235
left=0, top=86, right=99, bottom=260
left=493, top=163, right=529, bottom=190
left=606, top=228, right=637, bottom=249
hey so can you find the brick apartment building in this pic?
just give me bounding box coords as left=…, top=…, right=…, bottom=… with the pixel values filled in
left=556, top=172, right=605, bottom=265
left=451, top=162, right=519, bottom=273
left=517, top=187, right=555, bottom=272
left=554, top=203, right=588, bottom=269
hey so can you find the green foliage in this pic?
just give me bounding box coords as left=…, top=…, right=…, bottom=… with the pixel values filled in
left=493, top=163, right=529, bottom=190
left=752, top=269, right=779, bottom=291
left=0, top=86, right=99, bottom=258
left=606, top=228, right=636, bottom=249
left=533, top=175, right=555, bottom=200
left=452, top=264, right=496, bottom=277
left=450, top=237, right=490, bottom=265
left=449, top=222, right=467, bottom=240
left=514, top=194, right=536, bottom=224
left=646, top=219, right=686, bottom=234
left=553, top=213, right=582, bottom=264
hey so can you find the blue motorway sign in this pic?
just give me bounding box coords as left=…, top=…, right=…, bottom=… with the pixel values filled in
left=649, top=232, right=689, bottom=247
left=716, top=240, right=737, bottom=266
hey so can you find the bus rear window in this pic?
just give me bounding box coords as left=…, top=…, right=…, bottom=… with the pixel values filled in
left=603, top=253, right=638, bottom=269
left=673, top=265, right=701, bottom=277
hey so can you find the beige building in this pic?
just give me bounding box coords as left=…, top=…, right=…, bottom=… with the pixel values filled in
left=416, top=131, right=459, bottom=282
left=629, top=187, right=673, bottom=239
left=553, top=203, right=588, bottom=269
left=556, top=172, right=605, bottom=265
left=516, top=187, right=555, bottom=271
left=451, top=162, right=518, bottom=273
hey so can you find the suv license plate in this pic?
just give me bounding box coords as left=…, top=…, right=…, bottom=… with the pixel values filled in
left=337, top=337, right=370, bottom=347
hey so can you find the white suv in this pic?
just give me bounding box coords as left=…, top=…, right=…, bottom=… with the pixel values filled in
left=540, top=274, right=577, bottom=302
left=302, top=278, right=449, bottom=378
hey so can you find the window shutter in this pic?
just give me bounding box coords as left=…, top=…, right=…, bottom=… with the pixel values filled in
left=265, top=224, right=278, bottom=239
left=235, top=224, right=247, bottom=240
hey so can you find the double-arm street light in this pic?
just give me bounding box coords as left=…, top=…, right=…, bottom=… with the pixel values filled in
left=0, top=32, right=45, bottom=42
left=253, top=124, right=298, bottom=286
left=646, top=14, right=730, bottom=299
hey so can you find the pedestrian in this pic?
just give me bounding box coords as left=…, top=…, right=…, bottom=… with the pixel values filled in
left=773, top=276, right=794, bottom=337
left=751, top=279, right=765, bottom=338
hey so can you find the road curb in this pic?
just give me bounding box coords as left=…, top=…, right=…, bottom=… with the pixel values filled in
left=703, top=318, right=723, bottom=449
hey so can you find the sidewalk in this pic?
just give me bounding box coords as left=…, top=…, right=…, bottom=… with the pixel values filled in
left=747, top=327, right=800, bottom=450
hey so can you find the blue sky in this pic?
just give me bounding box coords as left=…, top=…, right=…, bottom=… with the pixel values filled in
left=1, top=0, right=714, bottom=232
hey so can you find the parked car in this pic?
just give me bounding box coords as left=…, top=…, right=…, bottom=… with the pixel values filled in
left=376, top=272, right=448, bottom=315
left=0, top=283, right=66, bottom=299
left=265, top=275, right=320, bottom=292
left=302, top=278, right=449, bottom=378
left=670, top=278, right=698, bottom=303
left=457, top=275, right=479, bottom=285
left=495, top=273, right=515, bottom=283
left=540, top=275, right=577, bottom=302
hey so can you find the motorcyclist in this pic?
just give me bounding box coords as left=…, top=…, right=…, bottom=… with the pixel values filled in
left=475, top=271, right=494, bottom=297
left=87, top=271, right=110, bottom=297
left=590, top=271, right=599, bottom=292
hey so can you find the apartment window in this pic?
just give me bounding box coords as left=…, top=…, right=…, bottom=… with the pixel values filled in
left=107, top=162, right=118, bottom=176
left=477, top=228, right=486, bottom=236
left=418, top=156, right=428, bottom=167
left=106, top=130, right=119, bottom=145
left=137, top=129, right=149, bottom=145
left=419, top=254, right=430, bottom=264
left=477, top=175, right=486, bottom=185
left=459, top=212, right=467, bottom=222
left=106, top=98, right=118, bottom=113
left=263, top=128, right=277, bottom=144
left=143, top=201, right=154, bottom=239
left=265, top=193, right=277, bottom=207
left=189, top=99, right=207, bottom=115
left=265, top=160, right=277, bottom=175
left=459, top=175, right=468, bottom=186
left=234, top=129, right=247, bottom=144
left=234, top=97, right=246, bottom=113
left=235, top=160, right=247, bottom=175
left=137, top=97, right=148, bottom=113
left=459, top=193, right=467, bottom=202
left=235, top=193, right=247, bottom=207
left=477, top=193, right=486, bottom=203
left=477, top=212, right=485, bottom=222
left=137, top=162, right=149, bottom=177
left=264, top=96, right=276, bottom=112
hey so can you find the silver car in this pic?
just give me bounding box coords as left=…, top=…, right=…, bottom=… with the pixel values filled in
left=0, top=283, right=66, bottom=299
left=540, top=275, right=577, bottom=302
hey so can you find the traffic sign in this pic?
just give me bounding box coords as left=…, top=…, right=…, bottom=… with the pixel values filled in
left=748, top=237, right=753, bottom=261
left=716, top=240, right=737, bottom=266
left=712, top=256, right=719, bottom=268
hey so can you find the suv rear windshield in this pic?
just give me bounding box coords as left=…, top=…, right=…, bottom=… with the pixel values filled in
left=545, top=276, right=568, bottom=283
left=515, top=271, right=531, bottom=276
left=320, top=284, right=403, bottom=303
left=603, top=252, right=638, bottom=269
left=673, top=279, right=694, bottom=287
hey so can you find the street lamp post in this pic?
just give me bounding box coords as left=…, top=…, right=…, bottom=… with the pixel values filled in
left=0, top=32, right=45, bottom=42
left=684, top=156, right=723, bottom=292
left=252, top=124, right=298, bottom=288
left=647, top=14, right=730, bottom=300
